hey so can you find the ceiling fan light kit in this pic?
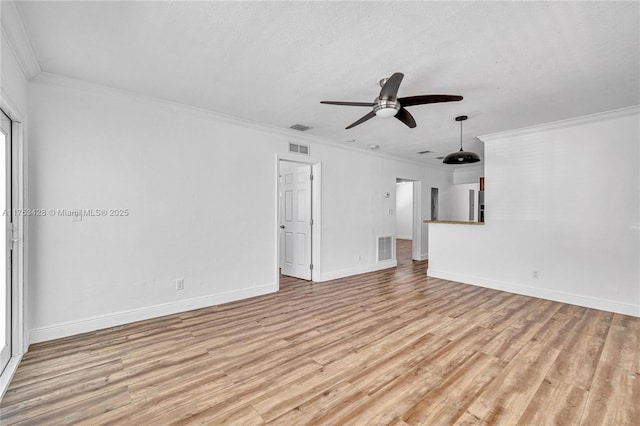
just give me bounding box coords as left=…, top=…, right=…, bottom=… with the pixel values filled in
left=443, top=115, right=481, bottom=165
left=373, top=98, right=400, bottom=118
left=321, top=72, right=463, bottom=129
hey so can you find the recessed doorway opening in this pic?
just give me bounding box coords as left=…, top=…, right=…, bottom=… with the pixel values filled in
left=395, top=177, right=423, bottom=262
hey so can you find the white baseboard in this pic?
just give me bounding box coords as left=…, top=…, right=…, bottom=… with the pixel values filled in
left=30, top=283, right=277, bottom=343
left=415, top=253, right=429, bottom=261
left=427, top=269, right=640, bottom=317
left=319, top=260, right=398, bottom=282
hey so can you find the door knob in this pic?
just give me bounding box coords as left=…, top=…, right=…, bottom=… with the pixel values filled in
left=279, top=225, right=285, bottom=229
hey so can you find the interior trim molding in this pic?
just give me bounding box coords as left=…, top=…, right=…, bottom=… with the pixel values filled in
left=0, top=1, right=41, bottom=80
left=29, top=282, right=277, bottom=344
left=0, top=354, right=22, bottom=400
left=319, top=259, right=398, bottom=282
left=479, top=105, right=640, bottom=143
left=427, top=269, right=640, bottom=317
left=31, top=72, right=443, bottom=171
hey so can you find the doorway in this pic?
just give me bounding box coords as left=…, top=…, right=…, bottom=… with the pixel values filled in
left=0, top=109, right=12, bottom=375
left=395, top=178, right=423, bottom=262
left=277, top=160, right=321, bottom=283
left=0, top=100, right=25, bottom=397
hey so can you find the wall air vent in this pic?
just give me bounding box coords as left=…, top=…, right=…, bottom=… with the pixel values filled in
left=289, top=142, right=310, bottom=155
left=377, top=236, right=394, bottom=262
left=290, top=124, right=313, bottom=131
left=417, top=150, right=434, bottom=154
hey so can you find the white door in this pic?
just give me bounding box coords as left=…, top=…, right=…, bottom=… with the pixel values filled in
left=280, top=164, right=312, bottom=280
left=0, top=110, right=11, bottom=374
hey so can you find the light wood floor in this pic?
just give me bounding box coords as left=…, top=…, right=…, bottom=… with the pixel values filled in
left=2, top=240, right=639, bottom=425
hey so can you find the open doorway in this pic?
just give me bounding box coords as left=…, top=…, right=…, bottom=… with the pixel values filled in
left=0, top=110, right=12, bottom=376
left=0, top=101, right=25, bottom=398
left=395, top=178, right=421, bottom=264
left=277, top=159, right=321, bottom=284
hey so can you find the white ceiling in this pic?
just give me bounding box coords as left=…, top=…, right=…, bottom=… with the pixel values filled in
left=15, top=1, right=640, bottom=168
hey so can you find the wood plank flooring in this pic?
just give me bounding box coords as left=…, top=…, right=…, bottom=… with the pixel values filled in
left=2, top=239, right=639, bottom=425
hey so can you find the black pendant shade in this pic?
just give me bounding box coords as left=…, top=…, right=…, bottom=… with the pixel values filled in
left=443, top=115, right=480, bottom=165
left=442, top=148, right=481, bottom=164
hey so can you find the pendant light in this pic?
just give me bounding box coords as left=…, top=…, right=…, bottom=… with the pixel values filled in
left=443, top=115, right=480, bottom=164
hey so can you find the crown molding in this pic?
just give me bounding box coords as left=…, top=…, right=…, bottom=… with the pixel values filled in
left=0, top=83, right=24, bottom=121
left=479, top=105, right=640, bottom=143
left=32, top=72, right=446, bottom=171
left=1, top=1, right=41, bottom=80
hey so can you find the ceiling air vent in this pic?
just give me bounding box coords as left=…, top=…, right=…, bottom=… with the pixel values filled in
left=290, top=124, right=313, bottom=131
left=289, top=142, right=310, bottom=156
left=417, top=150, right=433, bottom=155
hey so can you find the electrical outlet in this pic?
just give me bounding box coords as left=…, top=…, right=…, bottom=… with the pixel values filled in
left=175, top=278, right=185, bottom=290
left=531, top=270, right=539, bottom=279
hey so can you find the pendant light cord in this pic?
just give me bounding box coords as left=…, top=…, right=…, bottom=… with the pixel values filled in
left=459, top=118, right=463, bottom=151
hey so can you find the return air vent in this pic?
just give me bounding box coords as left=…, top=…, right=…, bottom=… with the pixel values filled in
left=289, top=142, right=310, bottom=155
left=377, top=236, right=394, bottom=262
left=290, top=124, right=313, bottom=131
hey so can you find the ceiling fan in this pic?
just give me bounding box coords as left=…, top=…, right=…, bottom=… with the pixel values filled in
left=321, top=72, right=463, bottom=129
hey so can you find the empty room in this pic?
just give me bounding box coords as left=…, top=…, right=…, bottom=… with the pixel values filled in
left=0, top=1, right=638, bottom=424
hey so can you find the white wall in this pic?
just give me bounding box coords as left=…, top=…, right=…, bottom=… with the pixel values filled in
left=1, top=0, right=32, bottom=391
left=1, top=1, right=33, bottom=117
left=440, top=183, right=480, bottom=222
left=395, top=182, right=413, bottom=240
left=453, top=166, right=483, bottom=185
left=1, top=38, right=28, bottom=117
left=428, top=106, right=640, bottom=316
left=27, top=74, right=452, bottom=341
left=439, top=166, right=483, bottom=221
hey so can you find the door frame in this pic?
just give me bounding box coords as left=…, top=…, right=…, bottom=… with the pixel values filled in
left=412, top=180, right=423, bottom=261
left=0, top=92, right=26, bottom=398
left=1, top=108, right=13, bottom=374
left=395, top=177, right=424, bottom=261
left=275, top=156, right=321, bottom=287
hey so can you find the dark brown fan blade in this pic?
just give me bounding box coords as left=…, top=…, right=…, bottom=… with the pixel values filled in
left=398, top=95, right=463, bottom=107
left=320, top=101, right=375, bottom=107
left=379, top=72, right=404, bottom=100
left=345, top=111, right=376, bottom=129
left=395, top=107, right=416, bottom=128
